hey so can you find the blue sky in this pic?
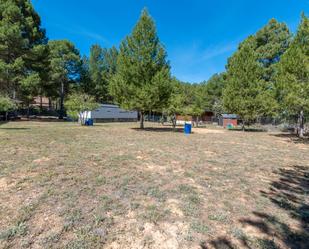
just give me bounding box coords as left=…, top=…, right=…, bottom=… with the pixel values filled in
left=32, top=0, right=308, bottom=83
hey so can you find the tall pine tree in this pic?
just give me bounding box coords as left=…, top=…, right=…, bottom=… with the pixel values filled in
left=276, top=14, right=309, bottom=137
left=0, top=0, right=47, bottom=102
left=109, top=9, right=172, bottom=128
left=223, top=37, right=277, bottom=129
left=48, top=40, right=81, bottom=119
left=88, top=45, right=118, bottom=102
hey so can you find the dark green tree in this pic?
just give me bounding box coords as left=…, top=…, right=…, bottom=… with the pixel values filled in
left=89, top=44, right=105, bottom=101
left=48, top=40, right=81, bottom=119
left=164, top=78, right=186, bottom=129
left=109, top=9, right=172, bottom=129
left=88, top=45, right=118, bottom=102
left=255, top=18, right=291, bottom=82
left=183, top=83, right=206, bottom=127
left=0, top=0, right=47, bottom=101
left=275, top=14, right=309, bottom=137
left=201, top=73, right=227, bottom=115
left=223, top=37, right=277, bottom=129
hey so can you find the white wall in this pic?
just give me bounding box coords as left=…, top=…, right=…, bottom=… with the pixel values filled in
left=90, top=104, right=137, bottom=119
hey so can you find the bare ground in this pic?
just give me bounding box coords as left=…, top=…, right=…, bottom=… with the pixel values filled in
left=0, top=122, right=308, bottom=249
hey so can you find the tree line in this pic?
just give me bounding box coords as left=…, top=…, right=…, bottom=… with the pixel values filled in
left=0, top=0, right=308, bottom=135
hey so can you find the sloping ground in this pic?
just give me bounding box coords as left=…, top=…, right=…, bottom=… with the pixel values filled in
left=0, top=122, right=308, bottom=249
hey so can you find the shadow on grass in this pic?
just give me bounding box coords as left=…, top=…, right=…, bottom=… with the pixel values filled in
left=205, top=165, right=309, bottom=249
left=270, top=133, right=309, bottom=144
left=201, top=237, right=235, bottom=249
left=0, top=127, right=30, bottom=130
left=131, top=127, right=184, bottom=133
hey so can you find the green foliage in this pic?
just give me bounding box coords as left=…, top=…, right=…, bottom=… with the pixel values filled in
left=0, top=95, right=16, bottom=112
left=223, top=37, right=277, bottom=125
left=0, top=0, right=47, bottom=99
left=19, top=73, right=40, bottom=105
left=48, top=40, right=81, bottom=118
left=255, top=18, right=291, bottom=81
left=109, top=9, right=172, bottom=128
left=275, top=14, right=309, bottom=119
left=201, top=73, right=227, bottom=115
left=164, top=78, right=186, bottom=127
left=181, top=83, right=206, bottom=124
left=88, top=45, right=118, bottom=102
left=64, top=92, right=99, bottom=124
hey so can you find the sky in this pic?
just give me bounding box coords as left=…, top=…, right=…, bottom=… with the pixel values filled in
left=32, top=0, right=309, bottom=83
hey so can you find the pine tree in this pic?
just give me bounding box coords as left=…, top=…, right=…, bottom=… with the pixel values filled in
left=223, top=37, right=277, bottom=129
left=0, top=0, right=47, bottom=101
left=164, top=78, right=186, bottom=129
left=89, top=44, right=105, bottom=101
left=89, top=45, right=118, bottom=102
left=275, top=14, right=309, bottom=137
left=201, top=73, right=227, bottom=115
left=255, top=18, right=291, bottom=81
left=48, top=40, right=81, bottom=119
left=109, top=9, right=172, bottom=128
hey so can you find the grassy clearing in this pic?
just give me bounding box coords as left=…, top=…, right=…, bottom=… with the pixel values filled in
left=0, top=121, right=308, bottom=249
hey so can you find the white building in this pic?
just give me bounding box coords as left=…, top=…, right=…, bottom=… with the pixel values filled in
left=82, top=104, right=138, bottom=122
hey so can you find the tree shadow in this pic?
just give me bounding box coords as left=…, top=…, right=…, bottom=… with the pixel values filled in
left=0, top=127, right=30, bottom=130
left=201, top=237, right=236, bottom=249
left=131, top=127, right=185, bottom=133
left=0, top=121, right=8, bottom=126
left=270, top=133, right=309, bottom=144
left=206, top=165, right=309, bottom=249
left=240, top=165, right=309, bottom=249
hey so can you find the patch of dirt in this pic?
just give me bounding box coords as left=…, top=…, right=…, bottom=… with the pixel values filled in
left=193, top=128, right=225, bottom=134
left=33, top=157, right=51, bottom=164
left=0, top=177, right=9, bottom=192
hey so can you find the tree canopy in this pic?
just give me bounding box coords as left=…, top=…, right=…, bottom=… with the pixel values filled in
left=0, top=0, right=47, bottom=101
left=109, top=9, right=172, bottom=128
left=223, top=37, right=277, bottom=127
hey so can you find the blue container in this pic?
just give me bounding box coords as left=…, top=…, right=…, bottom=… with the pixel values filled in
left=87, top=118, right=94, bottom=126
left=184, top=123, right=192, bottom=134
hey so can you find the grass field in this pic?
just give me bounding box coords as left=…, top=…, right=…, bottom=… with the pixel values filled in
left=0, top=121, right=308, bottom=249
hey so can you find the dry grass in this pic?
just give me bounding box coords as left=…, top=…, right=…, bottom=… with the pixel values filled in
left=0, top=121, right=308, bottom=249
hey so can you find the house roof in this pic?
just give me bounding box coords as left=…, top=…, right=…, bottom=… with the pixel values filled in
left=221, top=114, right=238, bottom=119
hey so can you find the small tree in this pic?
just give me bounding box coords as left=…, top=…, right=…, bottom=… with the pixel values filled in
left=20, top=73, right=40, bottom=117
left=64, top=93, right=99, bottom=125
left=0, top=96, right=16, bottom=121
left=183, top=83, right=206, bottom=127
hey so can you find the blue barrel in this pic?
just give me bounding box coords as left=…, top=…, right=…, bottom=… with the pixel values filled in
left=184, top=123, right=192, bottom=134
left=87, top=118, right=94, bottom=126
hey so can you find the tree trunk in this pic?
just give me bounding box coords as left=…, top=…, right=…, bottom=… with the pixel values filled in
left=59, top=81, right=64, bottom=119
left=48, top=98, right=51, bottom=110
left=27, top=104, right=30, bottom=119
left=5, top=112, right=8, bottom=121
left=242, top=122, right=245, bottom=131
left=140, top=111, right=144, bottom=129
left=172, top=114, right=177, bottom=131
left=40, top=95, right=43, bottom=113
left=196, top=116, right=199, bottom=127
left=299, top=110, right=304, bottom=138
